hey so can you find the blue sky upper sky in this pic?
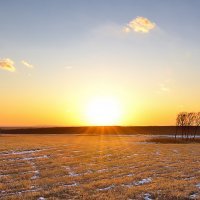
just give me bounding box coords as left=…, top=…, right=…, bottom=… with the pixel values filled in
left=1, top=0, right=200, bottom=126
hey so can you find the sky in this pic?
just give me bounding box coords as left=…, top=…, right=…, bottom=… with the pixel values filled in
left=1, top=0, right=200, bottom=126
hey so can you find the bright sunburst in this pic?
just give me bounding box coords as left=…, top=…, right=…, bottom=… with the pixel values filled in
left=86, top=96, right=121, bottom=125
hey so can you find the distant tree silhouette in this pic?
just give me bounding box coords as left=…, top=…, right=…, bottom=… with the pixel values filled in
left=175, top=112, right=200, bottom=140
left=194, top=112, right=200, bottom=139
left=186, top=112, right=196, bottom=139
left=175, top=113, right=182, bottom=139
left=179, top=112, right=187, bottom=139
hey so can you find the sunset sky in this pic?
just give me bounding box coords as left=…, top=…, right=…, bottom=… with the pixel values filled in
left=1, top=0, right=200, bottom=126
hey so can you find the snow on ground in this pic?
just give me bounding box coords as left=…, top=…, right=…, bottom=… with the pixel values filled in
left=97, top=185, right=115, bottom=191
left=22, top=155, right=48, bottom=161
left=189, top=193, right=198, bottom=199
left=31, top=170, right=39, bottom=180
left=144, top=193, right=152, bottom=200
left=161, top=135, right=200, bottom=138
left=0, top=174, right=8, bottom=177
left=0, top=188, right=42, bottom=198
left=38, top=197, right=45, bottom=200
left=126, top=173, right=134, bottom=177
left=63, top=182, right=79, bottom=187
left=122, top=178, right=152, bottom=188
left=7, top=155, right=49, bottom=161
left=68, top=171, right=80, bottom=177
left=29, top=160, right=40, bottom=191
left=196, top=183, right=200, bottom=189
left=0, top=149, right=45, bottom=156
left=135, top=178, right=152, bottom=186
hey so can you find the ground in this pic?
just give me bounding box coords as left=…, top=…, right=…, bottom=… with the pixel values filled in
left=0, top=134, right=200, bottom=200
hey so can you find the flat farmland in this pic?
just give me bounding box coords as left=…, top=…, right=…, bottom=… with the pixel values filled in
left=0, top=134, right=200, bottom=200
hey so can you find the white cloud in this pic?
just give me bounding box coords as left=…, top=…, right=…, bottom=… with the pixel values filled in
left=0, top=58, right=15, bottom=72
left=21, top=60, right=33, bottom=68
left=123, top=16, right=156, bottom=33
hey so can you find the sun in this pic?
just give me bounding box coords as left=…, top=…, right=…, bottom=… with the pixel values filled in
left=85, top=96, right=121, bottom=125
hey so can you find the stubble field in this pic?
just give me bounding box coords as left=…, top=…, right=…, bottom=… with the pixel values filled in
left=0, top=134, right=200, bottom=200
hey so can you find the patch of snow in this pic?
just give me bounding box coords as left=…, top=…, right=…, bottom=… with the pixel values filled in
left=162, top=135, right=200, bottom=139
left=0, top=149, right=45, bottom=156
left=122, top=178, right=152, bottom=188
left=190, top=194, right=198, bottom=199
left=126, top=173, right=134, bottom=177
left=7, top=155, right=48, bottom=161
left=68, top=171, right=80, bottom=177
left=12, top=149, right=42, bottom=155
left=84, top=170, right=93, bottom=175
left=196, top=183, right=200, bottom=189
left=0, top=170, right=40, bottom=177
left=144, top=193, right=152, bottom=200
left=97, top=185, right=115, bottom=191
left=135, top=178, right=152, bottom=186
left=63, top=182, right=79, bottom=187
left=31, top=170, right=39, bottom=180
left=0, top=174, right=9, bottom=177
left=38, top=197, right=45, bottom=200
left=22, top=155, right=48, bottom=161
left=0, top=188, right=42, bottom=197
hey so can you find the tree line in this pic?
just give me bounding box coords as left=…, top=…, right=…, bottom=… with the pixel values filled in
left=175, top=112, right=200, bottom=139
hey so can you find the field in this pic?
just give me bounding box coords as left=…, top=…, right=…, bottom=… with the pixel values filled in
left=0, top=133, right=200, bottom=200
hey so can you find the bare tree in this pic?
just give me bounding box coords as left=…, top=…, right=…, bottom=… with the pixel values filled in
left=186, top=112, right=195, bottom=139
left=175, top=112, right=200, bottom=140
left=175, top=113, right=182, bottom=139
left=179, top=112, right=188, bottom=139
left=194, top=112, right=200, bottom=139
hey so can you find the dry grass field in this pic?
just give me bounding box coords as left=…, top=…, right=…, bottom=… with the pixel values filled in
left=0, top=134, right=200, bottom=200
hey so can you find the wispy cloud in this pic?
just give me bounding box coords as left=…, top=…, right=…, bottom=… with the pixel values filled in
left=123, top=16, right=156, bottom=33
left=21, top=60, right=34, bottom=68
left=0, top=58, right=15, bottom=72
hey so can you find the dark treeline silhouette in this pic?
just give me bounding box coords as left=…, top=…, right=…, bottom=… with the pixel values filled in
left=0, top=126, right=194, bottom=135
left=175, top=112, right=200, bottom=140
left=1, top=125, right=200, bottom=136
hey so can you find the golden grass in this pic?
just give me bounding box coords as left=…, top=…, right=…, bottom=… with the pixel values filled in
left=0, top=134, right=200, bottom=200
